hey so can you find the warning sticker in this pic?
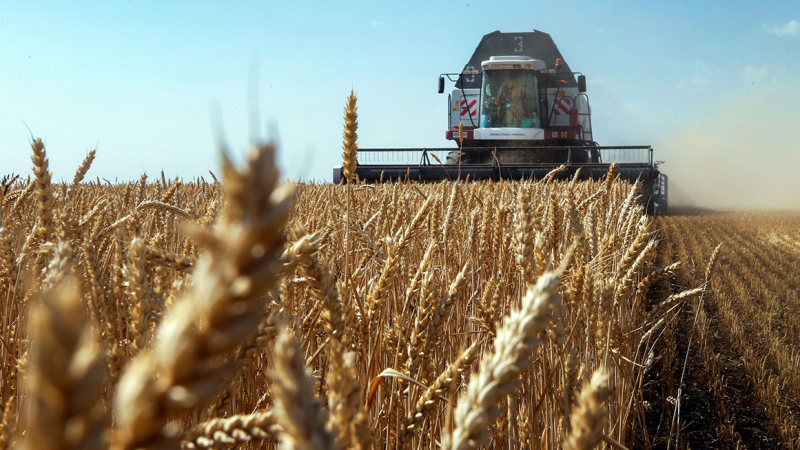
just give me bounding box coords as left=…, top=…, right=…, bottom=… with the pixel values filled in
left=460, top=99, right=478, bottom=117
left=553, top=97, right=573, bottom=115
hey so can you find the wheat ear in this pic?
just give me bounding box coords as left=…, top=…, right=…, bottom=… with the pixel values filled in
left=122, top=237, right=149, bottom=353
left=31, top=138, right=54, bottom=248
left=636, top=261, right=681, bottom=300
left=144, top=244, right=195, bottom=270
left=649, top=287, right=705, bottom=318
left=562, top=369, right=613, bottom=450
left=404, top=340, right=480, bottom=437
left=704, top=242, right=722, bottom=284
left=0, top=226, right=18, bottom=290
left=72, top=148, right=97, bottom=185
left=602, top=162, right=618, bottom=195
left=443, top=271, right=562, bottom=450
left=272, top=327, right=336, bottom=450
left=181, top=411, right=280, bottom=449
left=113, top=143, right=292, bottom=449
left=21, top=276, right=107, bottom=450
left=341, top=90, right=358, bottom=183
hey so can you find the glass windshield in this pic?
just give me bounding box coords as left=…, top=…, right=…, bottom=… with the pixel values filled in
left=480, top=69, right=541, bottom=128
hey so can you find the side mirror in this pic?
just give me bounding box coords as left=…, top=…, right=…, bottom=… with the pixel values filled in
left=578, top=75, right=587, bottom=93
left=438, top=75, right=445, bottom=94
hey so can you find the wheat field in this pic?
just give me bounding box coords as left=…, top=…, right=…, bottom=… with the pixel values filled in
left=0, top=95, right=718, bottom=450
left=0, top=128, right=719, bottom=450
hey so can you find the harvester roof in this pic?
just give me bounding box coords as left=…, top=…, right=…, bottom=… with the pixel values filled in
left=455, top=30, right=576, bottom=89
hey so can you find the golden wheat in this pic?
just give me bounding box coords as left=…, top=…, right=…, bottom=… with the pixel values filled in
left=0, top=129, right=713, bottom=450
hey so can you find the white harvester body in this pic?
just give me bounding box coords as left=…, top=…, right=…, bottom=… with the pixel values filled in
left=448, top=56, right=593, bottom=143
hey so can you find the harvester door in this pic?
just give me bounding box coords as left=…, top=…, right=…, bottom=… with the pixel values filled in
left=451, top=89, right=481, bottom=129
left=546, top=87, right=578, bottom=127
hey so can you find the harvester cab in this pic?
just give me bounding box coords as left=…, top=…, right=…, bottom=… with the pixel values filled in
left=334, top=30, right=668, bottom=215
left=442, top=54, right=596, bottom=165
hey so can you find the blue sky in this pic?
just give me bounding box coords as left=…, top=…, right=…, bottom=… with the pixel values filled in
left=1, top=1, right=798, bottom=195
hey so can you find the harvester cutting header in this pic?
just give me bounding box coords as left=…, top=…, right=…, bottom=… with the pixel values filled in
left=334, top=29, right=668, bottom=215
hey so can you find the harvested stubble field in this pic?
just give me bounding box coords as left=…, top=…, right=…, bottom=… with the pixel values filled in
left=651, top=212, right=800, bottom=449
left=1, top=136, right=794, bottom=450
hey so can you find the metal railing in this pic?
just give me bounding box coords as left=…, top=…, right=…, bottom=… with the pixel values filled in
left=597, top=147, right=652, bottom=165
left=355, top=146, right=653, bottom=167
left=356, top=148, right=453, bottom=166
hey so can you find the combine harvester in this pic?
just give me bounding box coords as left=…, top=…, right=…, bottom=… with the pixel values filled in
left=333, top=30, right=668, bottom=215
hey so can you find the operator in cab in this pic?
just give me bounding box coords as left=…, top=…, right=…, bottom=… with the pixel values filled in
left=490, top=73, right=540, bottom=128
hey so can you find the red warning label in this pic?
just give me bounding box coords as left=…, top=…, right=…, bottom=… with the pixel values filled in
left=460, top=99, right=477, bottom=117
left=553, top=97, right=573, bottom=115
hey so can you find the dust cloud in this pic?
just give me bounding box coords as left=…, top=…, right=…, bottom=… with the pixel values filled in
left=661, top=82, right=800, bottom=211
